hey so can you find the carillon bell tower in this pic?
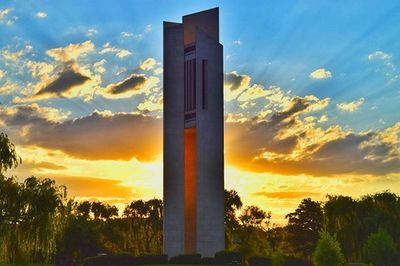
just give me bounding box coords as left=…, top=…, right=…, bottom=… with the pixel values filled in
left=163, top=8, right=224, bottom=257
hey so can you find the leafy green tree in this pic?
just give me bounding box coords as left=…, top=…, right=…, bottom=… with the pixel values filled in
left=312, top=231, right=344, bottom=266
left=0, top=132, right=21, bottom=174
left=364, top=229, right=397, bottom=266
left=285, top=198, right=323, bottom=258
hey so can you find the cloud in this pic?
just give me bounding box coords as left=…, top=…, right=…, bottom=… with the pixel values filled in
left=102, top=74, right=159, bottom=99
left=36, top=69, right=90, bottom=96
left=46, top=40, right=95, bottom=62
left=52, top=175, right=135, bottom=199
left=99, top=43, right=132, bottom=58
left=225, top=88, right=400, bottom=177
left=368, top=51, right=391, bottom=61
left=19, top=160, right=67, bottom=171
left=309, top=68, right=332, bottom=79
left=233, top=39, right=242, bottom=45
left=0, top=8, right=17, bottom=25
left=0, top=81, right=18, bottom=94
left=237, top=84, right=268, bottom=102
left=0, top=70, right=5, bottom=79
left=253, top=191, right=321, bottom=199
left=1, top=45, right=32, bottom=61
left=35, top=11, right=47, bottom=19
left=86, top=28, right=98, bottom=36
left=137, top=93, right=163, bottom=113
left=224, top=71, right=251, bottom=101
left=93, top=59, right=107, bottom=74
left=0, top=105, right=162, bottom=161
left=139, top=58, right=156, bottom=71
left=144, top=24, right=152, bottom=33
left=337, top=98, right=365, bottom=112
left=121, top=31, right=133, bottom=38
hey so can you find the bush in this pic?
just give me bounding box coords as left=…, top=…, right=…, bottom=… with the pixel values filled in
left=248, top=256, right=272, bottom=266
left=169, top=253, right=202, bottom=264
left=283, top=256, right=311, bottom=266
left=364, top=229, right=397, bottom=266
left=136, top=254, right=169, bottom=265
left=200, top=257, right=217, bottom=264
left=215, top=250, right=242, bottom=265
left=312, top=231, right=345, bottom=266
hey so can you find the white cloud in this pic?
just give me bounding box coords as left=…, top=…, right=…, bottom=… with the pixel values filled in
left=309, top=68, right=332, bottom=79
left=144, top=24, right=152, bottom=33
left=99, top=43, right=132, bottom=58
left=337, top=98, right=365, bottom=112
left=0, top=8, right=17, bottom=25
left=36, top=11, right=47, bottom=19
left=86, top=28, right=98, bottom=36
left=0, top=69, right=5, bottom=79
left=233, top=39, right=242, bottom=45
left=368, top=51, right=392, bottom=61
left=121, top=31, right=133, bottom=38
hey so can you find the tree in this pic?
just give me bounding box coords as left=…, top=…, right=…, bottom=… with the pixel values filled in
left=285, top=198, right=323, bottom=258
left=364, top=229, right=397, bottom=266
left=224, top=189, right=243, bottom=249
left=237, top=206, right=271, bottom=258
left=0, top=132, right=21, bottom=174
left=312, top=231, right=344, bottom=266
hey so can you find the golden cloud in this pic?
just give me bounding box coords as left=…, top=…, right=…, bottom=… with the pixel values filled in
left=0, top=105, right=162, bottom=161
left=337, top=98, right=365, bottom=112
left=309, top=68, right=332, bottom=79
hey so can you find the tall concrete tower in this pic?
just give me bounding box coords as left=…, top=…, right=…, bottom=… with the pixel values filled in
left=163, top=8, right=224, bottom=257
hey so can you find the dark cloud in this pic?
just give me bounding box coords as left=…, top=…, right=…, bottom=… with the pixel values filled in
left=224, top=72, right=249, bottom=91
left=1, top=105, right=162, bottom=161
left=20, top=160, right=67, bottom=171
left=107, top=74, right=146, bottom=94
left=35, top=69, right=90, bottom=96
left=225, top=96, right=400, bottom=177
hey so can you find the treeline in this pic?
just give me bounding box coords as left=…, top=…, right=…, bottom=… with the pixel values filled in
left=1, top=133, right=400, bottom=265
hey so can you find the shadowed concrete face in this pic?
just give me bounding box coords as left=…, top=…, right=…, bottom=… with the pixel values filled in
left=163, top=8, right=224, bottom=257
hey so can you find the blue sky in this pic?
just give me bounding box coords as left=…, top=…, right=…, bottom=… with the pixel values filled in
left=1, top=0, right=400, bottom=223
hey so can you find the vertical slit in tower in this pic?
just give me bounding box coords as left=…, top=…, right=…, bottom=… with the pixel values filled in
left=184, top=127, right=196, bottom=254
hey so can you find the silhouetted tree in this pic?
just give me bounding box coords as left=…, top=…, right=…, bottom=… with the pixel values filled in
left=285, top=198, right=323, bottom=258
left=224, top=189, right=243, bottom=249
left=0, top=132, right=21, bottom=174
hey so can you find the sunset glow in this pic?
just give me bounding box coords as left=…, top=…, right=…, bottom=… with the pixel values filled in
left=2, top=0, right=400, bottom=225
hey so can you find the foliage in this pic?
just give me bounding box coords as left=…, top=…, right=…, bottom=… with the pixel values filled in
left=224, top=189, right=243, bottom=250
left=169, top=254, right=201, bottom=264
left=214, top=250, right=242, bottom=265
left=364, top=229, right=397, bottom=266
left=285, top=198, right=323, bottom=258
left=312, top=231, right=344, bottom=266
left=0, top=132, right=21, bottom=174
left=248, top=256, right=272, bottom=266
left=0, top=175, right=67, bottom=264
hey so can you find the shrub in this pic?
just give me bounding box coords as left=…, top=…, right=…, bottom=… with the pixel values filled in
left=215, top=250, right=242, bottom=265
left=201, top=257, right=217, bottom=264
left=312, top=231, right=345, bottom=266
left=283, top=256, right=311, bottom=266
left=364, top=229, right=397, bottom=266
left=136, top=254, right=168, bottom=265
left=248, top=256, right=272, bottom=266
left=169, top=253, right=202, bottom=264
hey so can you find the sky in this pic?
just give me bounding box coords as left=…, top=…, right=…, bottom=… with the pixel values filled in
left=1, top=0, right=400, bottom=224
